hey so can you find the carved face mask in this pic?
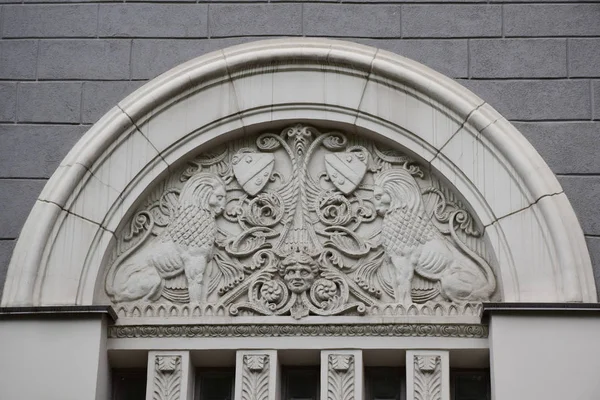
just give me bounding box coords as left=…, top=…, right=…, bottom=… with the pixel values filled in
left=373, top=186, right=392, bottom=216
left=208, top=185, right=226, bottom=216
left=283, top=263, right=316, bottom=294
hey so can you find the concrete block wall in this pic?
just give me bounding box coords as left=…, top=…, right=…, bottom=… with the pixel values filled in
left=1, top=1, right=599, bottom=299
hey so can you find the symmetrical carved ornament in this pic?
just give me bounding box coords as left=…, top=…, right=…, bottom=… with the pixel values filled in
left=152, top=355, right=182, bottom=400
left=327, top=354, right=355, bottom=400
left=104, top=124, right=498, bottom=319
left=241, top=354, right=270, bottom=400
left=413, top=355, right=442, bottom=400
left=108, top=323, right=488, bottom=339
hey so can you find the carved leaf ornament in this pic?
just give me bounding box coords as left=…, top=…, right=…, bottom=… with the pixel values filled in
left=327, top=354, right=355, bottom=400
left=413, top=355, right=442, bottom=400
left=104, top=124, right=498, bottom=319
left=242, top=355, right=270, bottom=400
left=153, top=356, right=182, bottom=400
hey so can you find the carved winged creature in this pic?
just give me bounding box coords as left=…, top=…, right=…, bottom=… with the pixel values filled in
left=105, top=172, right=227, bottom=303
left=373, top=169, right=496, bottom=304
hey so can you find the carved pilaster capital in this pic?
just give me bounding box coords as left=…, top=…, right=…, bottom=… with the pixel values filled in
left=235, top=351, right=278, bottom=400
left=146, top=352, right=192, bottom=400
left=322, top=350, right=363, bottom=400
left=407, top=351, right=449, bottom=400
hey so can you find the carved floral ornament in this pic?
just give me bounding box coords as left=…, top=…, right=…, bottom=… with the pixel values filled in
left=104, top=124, right=499, bottom=319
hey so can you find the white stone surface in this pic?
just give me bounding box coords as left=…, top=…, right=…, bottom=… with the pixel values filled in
left=406, top=350, right=449, bottom=400
left=146, top=351, right=193, bottom=400
left=0, top=318, right=110, bottom=400
left=321, top=350, right=363, bottom=400
left=489, top=315, right=600, bottom=400
left=234, top=350, right=280, bottom=400
left=2, top=38, right=594, bottom=308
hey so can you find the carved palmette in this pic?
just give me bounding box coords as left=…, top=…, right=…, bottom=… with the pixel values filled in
left=105, top=124, right=497, bottom=318
left=327, top=354, right=355, bottom=400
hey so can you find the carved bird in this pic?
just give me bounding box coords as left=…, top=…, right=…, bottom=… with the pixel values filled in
left=105, top=172, right=227, bottom=303
left=373, top=169, right=496, bottom=304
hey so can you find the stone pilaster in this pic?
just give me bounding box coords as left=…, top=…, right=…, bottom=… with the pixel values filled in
left=406, top=350, right=449, bottom=400
left=234, top=350, right=280, bottom=400
left=146, top=351, right=193, bottom=400
left=321, top=350, right=363, bottom=400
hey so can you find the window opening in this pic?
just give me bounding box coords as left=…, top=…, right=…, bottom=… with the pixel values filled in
left=195, top=368, right=235, bottom=400
left=281, top=366, right=320, bottom=400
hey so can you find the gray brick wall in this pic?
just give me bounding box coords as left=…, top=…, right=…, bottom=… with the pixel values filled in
left=1, top=1, right=599, bottom=299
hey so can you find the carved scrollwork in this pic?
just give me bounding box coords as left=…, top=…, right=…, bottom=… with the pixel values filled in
left=104, top=123, right=498, bottom=319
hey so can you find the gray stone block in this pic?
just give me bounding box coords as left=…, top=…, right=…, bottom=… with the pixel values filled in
left=513, top=122, right=600, bottom=175
left=0, top=40, right=37, bottom=80
left=354, top=39, right=467, bottom=78
left=98, top=4, right=208, bottom=38
left=304, top=4, right=400, bottom=38
left=38, top=40, right=130, bottom=80
left=585, top=236, right=600, bottom=300
left=470, top=39, right=567, bottom=78
left=0, top=124, right=87, bottom=178
left=82, top=81, right=144, bottom=124
left=0, top=179, right=46, bottom=239
left=594, top=81, right=600, bottom=120
left=18, top=82, right=81, bottom=123
left=459, top=80, right=591, bottom=121
left=131, top=37, right=261, bottom=80
left=402, top=5, right=501, bottom=38
left=210, top=4, right=301, bottom=37
left=505, top=4, right=600, bottom=37
left=0, top=83, right=16, bottom=122
left=559, top=176, right=600, bottom=236
left=569, top=39, right=600, bottom=78
left=2, top=5, right=98, bottom=38
left=0, top=240, right=16, bottom=301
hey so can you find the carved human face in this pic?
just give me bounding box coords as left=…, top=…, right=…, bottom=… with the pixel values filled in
left=373, top=185, right=392, bottom=216
left=208, top=185, right=226, bottom=216
left=283, top=263, right=316, bottom=294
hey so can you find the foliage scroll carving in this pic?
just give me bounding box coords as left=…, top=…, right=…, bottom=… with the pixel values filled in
left=104, top=124, right=499, bottom=319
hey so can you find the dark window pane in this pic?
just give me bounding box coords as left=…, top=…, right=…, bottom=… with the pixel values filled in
left=282, top=367, right=320, bottom=400
left=196, top=368, right=235, bottom=400
left=365, top=367, right=405, bottom=400
left=112, top=368, right=146, bottom=400
left=452, top=370, right=490, bottom=400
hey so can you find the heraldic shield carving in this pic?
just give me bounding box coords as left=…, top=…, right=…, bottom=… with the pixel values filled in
left=104, top=124, right=499, bottom=319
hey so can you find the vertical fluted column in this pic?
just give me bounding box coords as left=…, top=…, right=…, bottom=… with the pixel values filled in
left=406, top=350, right=450, bottom=400
left=145, top=351, right=193, bottom=400
left=234, top=350, right=280, bottom=400
left=321, top=350, right=363, bottom=400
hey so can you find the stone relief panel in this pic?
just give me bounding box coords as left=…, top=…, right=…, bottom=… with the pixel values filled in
left=413, top=355, right=442, bottom=400
left=152, top=355, right=182, bottom=400
left=326, top=354, right=355, bottom=400
left=241, top=355, right=270, bottom=400
left=103, top=124, right=499, bottom=319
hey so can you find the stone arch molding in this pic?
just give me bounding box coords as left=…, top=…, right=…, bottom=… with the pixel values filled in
left=2, top=38, right=596, bottom=312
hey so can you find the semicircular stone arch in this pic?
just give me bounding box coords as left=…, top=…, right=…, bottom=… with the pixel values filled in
left=1, top=38, right=595, bottom=314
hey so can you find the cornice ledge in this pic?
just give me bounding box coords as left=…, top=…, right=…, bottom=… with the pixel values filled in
left=481, top=302, right=600, bottom=322
left=0, top=305, right=117, bottom=322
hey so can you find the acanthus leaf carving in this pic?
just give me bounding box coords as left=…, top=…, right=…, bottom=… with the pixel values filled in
left=104, top=124, right=499, bottom=319
left=327, top=354, right=355, bottom=400
left=413, top=355, right=441, bottom=400
left=152, top=355, right=182, bottom=400
left=241, top=354, right=270, bottom=400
